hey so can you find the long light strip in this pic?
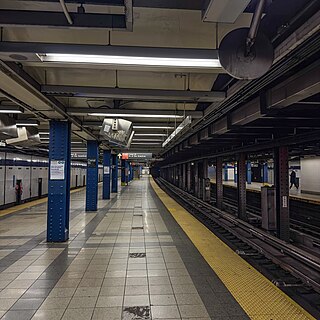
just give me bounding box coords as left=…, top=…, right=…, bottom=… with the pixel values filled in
left=131, top=142, right=161, bottom=145
left=162, top=116, right=192, bottom=147
left=38, top=53, right=221, bottom=69
left=0, top=106, right=23, bottom=113
left=133, top=125, right=174, bottom=129
left=134, top=133, right=168, bottom=136
left=16, top=123, right=39, bottom=127
left=88, top=113, right=183, bottom=119
left=132, top=139, right=163, bottom=142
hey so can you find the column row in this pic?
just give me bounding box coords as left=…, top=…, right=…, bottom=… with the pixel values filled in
left=47, top=120, right=120, bottom=242
left=160, top=147, right=290, bottom=242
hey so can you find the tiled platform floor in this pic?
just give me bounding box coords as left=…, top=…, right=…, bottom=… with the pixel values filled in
left=0, top=178, right=248, bottom=320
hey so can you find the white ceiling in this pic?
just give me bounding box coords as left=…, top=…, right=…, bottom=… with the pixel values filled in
left=0, top=1, right=252, bottom=152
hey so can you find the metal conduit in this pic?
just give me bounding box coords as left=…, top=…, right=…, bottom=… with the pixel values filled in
left=59, top=0, right=73, bottom=25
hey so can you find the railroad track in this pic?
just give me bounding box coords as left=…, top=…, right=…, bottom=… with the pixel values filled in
left=156, top=178, right=320, bottom=318
left=210, top=183, right=320, bottom=239
left=211, top=193, right=320, bottom=239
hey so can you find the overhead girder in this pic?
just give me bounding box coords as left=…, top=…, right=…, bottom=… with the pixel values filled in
left=67, top=108, right=203, bottom=119
left=82, top=121, right=176, bottom=129
left=266, top=61, right=320, bottom=109
left=197, top=14, right=320, bottom=136
left=162, top=130, right=320, bottom=167
left=245, top=118, right=320, bottom=129
left=0, top=10, right=127, bottom=29
left=0, top=61, right=97, bottom=140
left=0, top=42, right=219, bottom=61
left=195, top=61, right=320, bottom=143
left=14, top=0, right=202, bottom=10
left=41, top=85, right=225, bottom=103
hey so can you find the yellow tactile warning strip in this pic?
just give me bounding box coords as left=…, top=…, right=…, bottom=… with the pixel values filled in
left=0, top=187, right=85, bottom=218
left=150, top=179, right=316, bottom=320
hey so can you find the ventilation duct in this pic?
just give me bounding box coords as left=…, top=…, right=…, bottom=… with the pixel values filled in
left=6, top=126, right=41, bottom=146
left=99, top=118, right=133, bottom=148
left=0, top=114, right=18, bottom=140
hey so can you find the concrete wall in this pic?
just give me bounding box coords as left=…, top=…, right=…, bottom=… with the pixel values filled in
left=300, top=157, right=320, bottom=195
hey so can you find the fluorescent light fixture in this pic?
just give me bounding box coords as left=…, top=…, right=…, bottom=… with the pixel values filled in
left=133, top=125, right=175, bottom=129
left=38, top=53, right=221, bottom=69
left=16, top=120, right=39, bottom=127
left=134, top=133, right=168, bottom=136
left=162, top=116, right=192, bottom=147
left=39, top=132, right=50, bottom=135
left=71, top=141, right=85, bottom=144
left=88, top=113, right=183, bottom=119
left=132, top=139, right=163, bottom=142
left=131, top=142, right=161, bottom=145
left=126, top=131, right=135, bottom=148
left=0, top=106, right=23, bottom=114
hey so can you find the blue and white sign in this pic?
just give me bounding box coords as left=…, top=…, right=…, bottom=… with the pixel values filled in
left=50, top=160, right=65, bottom=180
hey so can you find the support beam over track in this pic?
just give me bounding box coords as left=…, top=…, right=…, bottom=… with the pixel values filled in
left=41, top=85, right=225, bottom=103
left=0, top=10, right=127, bottom=29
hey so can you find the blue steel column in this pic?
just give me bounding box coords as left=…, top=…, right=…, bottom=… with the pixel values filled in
left=121, top=159, right=126, bottom=186
left=103, top=150, right=111, bottom=200
left=247, top=161, right=252, bottom=184
left=111, top=154, right=118, bottom=193
left=224, top=163, right=228, bottom=181
left=237, top=153, right=247, bottom=221
left=263, top=163, right=268, bottom=183
left=130, top=165, right=134, bottom=180
left=275, top=146, right=290, bottom=241
left=128, top=163, right=132, bottom=182
left=125, top=161, right=129, bottom=184
left=216, top=157, right=223, bottom=209
left=86, top=141, right=99, bottom=211
left=47, top=120, right=71, bottom=242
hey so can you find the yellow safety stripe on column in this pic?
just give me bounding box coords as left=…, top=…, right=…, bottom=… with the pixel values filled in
left=150, top=179, right=315, bottom=320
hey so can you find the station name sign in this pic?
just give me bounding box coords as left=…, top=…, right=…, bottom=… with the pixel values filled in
left=122, top=153, right=152, bottom=160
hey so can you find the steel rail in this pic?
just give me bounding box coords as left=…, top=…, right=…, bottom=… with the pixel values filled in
left=210, top=184, right=320, bottom=236
left=156, top=178, right=320, bottom=293
left=210, top=191, right=320, bottom=238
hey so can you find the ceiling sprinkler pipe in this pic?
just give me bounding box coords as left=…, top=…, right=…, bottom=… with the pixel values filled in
left=59, top=0, right=73, bottom=25
left=246, top=0, right=266, bottom=55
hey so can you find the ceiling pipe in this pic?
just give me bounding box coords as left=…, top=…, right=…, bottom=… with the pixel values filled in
left=59, top=0, right=73, bottom=25
left=245, top=0, right=266, bottom=55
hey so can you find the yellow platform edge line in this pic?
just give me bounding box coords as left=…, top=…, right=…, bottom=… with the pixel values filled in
left=150, top=178, right=315, bottom=320
left=0, top=187, right=85, bottom=218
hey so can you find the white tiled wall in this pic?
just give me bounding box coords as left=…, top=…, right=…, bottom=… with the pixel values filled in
left=300, top=157, right=320, bottom=194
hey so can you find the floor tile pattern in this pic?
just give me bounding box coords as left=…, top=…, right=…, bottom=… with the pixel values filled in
left=0, top=178, right=249, bottom=320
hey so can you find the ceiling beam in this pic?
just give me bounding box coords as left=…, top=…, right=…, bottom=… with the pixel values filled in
left=41, top=85, right=225, bottom=103
left=67, top=108, right=203, bottom=118
left=0, top=61, right=97, bottom=140
left=0, top=10, right=126, bottom=29
left=14, top=0, right=202, bottom=10
left=248, top=119, right=320, bottom=128
left=83, top=121, right=176, bottom=128
left=0, top=41, right=219, bottom=60
left=268, top=61, right=320, bottom=109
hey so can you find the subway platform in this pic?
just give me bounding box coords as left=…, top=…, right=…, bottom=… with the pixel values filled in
left=0, top=178, right=314, bottom=320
